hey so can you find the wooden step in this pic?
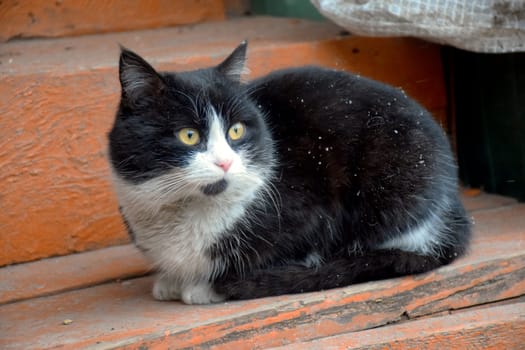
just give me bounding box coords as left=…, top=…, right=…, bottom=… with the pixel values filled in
left=0, top=245, right=149, bottom=305
left=1, top=192, right=523, bottom=349
left=0, top=0, right=226, bottom=42
left=0, top=17, right=448, bottom=266
left=270, top=302, right=525, bottom=350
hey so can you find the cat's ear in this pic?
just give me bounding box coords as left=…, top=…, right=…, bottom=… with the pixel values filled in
left=118, top=47, right=165, bottom=106
left=216, top=41, right=248, bottom=82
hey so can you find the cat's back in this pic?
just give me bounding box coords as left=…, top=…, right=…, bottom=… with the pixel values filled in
left=248, top=66, right=411, bottom=110
left=246, top=66, right=452, bottom=171
left=247, top=66, right=442, bottom=139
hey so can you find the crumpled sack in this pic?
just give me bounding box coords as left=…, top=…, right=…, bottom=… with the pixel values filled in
left=311, top=0, right=525, bottom=53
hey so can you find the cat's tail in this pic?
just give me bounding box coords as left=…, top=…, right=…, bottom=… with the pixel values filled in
left=214, top=249, right=456, bottom=300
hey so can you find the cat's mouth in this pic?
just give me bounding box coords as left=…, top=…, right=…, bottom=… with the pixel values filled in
left=201, top=179, right=228, bottom=196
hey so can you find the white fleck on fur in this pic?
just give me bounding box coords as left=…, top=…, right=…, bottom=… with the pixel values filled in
left=111, top=107, right=272, bottom=304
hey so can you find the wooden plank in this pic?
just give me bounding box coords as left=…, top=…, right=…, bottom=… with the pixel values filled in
left=1, top=203, right=523, bottom=349
left=0, top=255, right=522, bottom=349
left=0, top=17, right=448, bottom=266
left=0, top=245, right=149, bottom=305
left=0, top=0, right=225, bottom=42
left=461, top=188, right=518, bottom=212
left=270, top=302, right=525, bottom=350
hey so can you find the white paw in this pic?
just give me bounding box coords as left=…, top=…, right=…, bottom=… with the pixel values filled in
left=181, top=282, right=225, bottom=305
left=152, top=276, right=181, bottom=301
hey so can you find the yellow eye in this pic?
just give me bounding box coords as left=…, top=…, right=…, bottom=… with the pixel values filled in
left=228, top=122, right=245, bottom=141
left=177, top=128, right=200, bottom=146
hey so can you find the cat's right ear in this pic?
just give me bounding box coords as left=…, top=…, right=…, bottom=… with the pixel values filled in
left=119, top=47, right=165, bottom=106
left=216, top=40, right=248, bottom=82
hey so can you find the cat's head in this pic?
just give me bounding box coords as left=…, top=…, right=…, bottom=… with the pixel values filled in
left=108, top=42, right=274, bottom=206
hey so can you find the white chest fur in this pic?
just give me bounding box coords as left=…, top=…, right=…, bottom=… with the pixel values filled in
left=110, top=165, right=265, bottom=304
left=114, top=171, right=255, bottom=273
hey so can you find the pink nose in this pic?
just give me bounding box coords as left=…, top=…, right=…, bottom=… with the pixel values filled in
left=215, top=159, right=233, bottom=172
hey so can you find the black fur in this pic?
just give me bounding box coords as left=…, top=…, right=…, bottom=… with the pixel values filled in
left=212, top=66, right=470, bottom=299
left=201, top=179, right=229, bottom=196
left=216, top=249, right=444, bottom=299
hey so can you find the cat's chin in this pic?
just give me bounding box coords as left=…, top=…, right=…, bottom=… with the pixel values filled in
left=201, top=179, right=228, bottom=196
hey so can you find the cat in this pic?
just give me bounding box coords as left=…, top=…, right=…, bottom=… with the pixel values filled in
left=108, top=41, right=471, bottom=304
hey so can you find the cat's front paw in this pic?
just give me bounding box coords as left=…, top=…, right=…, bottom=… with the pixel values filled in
left=152, top=276, right=181, bottom=301
left=181, top=282, right=225, bottom=305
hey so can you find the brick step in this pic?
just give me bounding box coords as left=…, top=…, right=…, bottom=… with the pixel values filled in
left=0, top=0, right=226, bottom=42
left=0, top=16, right=448, bottom=266
left=1, top=192, right=524, bottom=349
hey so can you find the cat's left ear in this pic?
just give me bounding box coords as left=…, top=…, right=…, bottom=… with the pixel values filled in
left=216, top=41, right=248, bottom=82
left=119, top=46, right=166, bottom=107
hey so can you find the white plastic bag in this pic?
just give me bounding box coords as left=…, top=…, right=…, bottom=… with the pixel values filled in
left=311, top=0, right=525, bottom=53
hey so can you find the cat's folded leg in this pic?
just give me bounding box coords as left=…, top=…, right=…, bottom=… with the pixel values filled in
left=215, top=249, right=451, bottom=300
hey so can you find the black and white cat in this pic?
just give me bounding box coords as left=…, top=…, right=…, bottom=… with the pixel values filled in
left=108, top=42, right=471, bottom=304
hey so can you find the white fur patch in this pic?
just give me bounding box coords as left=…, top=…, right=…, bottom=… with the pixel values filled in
left=152, top=274, right=181, bottom=301
left=181, top=281, right=225, bottom=304
left=378, top=196, right=452, bottom=256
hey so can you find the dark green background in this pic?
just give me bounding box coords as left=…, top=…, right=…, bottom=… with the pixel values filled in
left=251, top=0, right=325, bottom=21
left=448, top=49, right=525, bottom=201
